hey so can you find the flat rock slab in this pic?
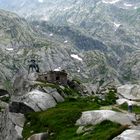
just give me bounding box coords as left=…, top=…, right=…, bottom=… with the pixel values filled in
left=22, top=90, right=57, bottom=112
left=76, top=110, right=136, bottom=126
left=117, top=84, right=140, bottom=100
left=113, top=129, right=140, bottom=140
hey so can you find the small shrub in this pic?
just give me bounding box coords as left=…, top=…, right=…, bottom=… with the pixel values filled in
left=100, top=90, right=118, bottom=106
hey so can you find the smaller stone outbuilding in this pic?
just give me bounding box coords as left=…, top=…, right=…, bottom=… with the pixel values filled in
left=38, top=70, right=68, bottom=85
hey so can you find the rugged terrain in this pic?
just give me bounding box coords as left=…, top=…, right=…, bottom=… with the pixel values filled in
left=0, top=0, right=140, bottom=84
left=0, top=8, right=121, bottom=92
left=0, top=1, right=140, bottom=140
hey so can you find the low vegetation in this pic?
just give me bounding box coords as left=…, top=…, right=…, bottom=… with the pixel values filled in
left=23, top=95, right=126, bottom=140
left=94, top=89, right=118, bottom=106
left=119, top=103, right=140, bottom=114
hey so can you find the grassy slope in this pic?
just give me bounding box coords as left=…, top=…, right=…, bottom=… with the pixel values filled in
left=119, top=103, right=140, bottom=114
left=23, top=96, right=127, bottom=140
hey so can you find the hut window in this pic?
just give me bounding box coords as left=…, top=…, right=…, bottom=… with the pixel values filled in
left=56, top=76, right=60, bottom=81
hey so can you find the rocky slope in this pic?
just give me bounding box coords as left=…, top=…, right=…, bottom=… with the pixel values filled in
left=0, top=9, right=122, bottom=94
left=0, top=0, right=140, bottom=83
left=0, top=10, right=40, bottom=90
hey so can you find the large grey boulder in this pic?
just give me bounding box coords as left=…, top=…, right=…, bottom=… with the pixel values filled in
left=18, top=90, right=57, bottom=112
left=12, top=71, right=31, bottom=96
left=42, top=87, right=64, bottom=102
left=113, top=129, right=140, bottom=140
left=27, top=133, right=48, bottom=140
left=0, top=108, right=25, bottom=140
left=82, top=83, right=99, bottom=95
left=76, top=110, right=136, bottom=126
left=0, top=100, right=8, bottom=109
left=0, top=88, right=64, bottom=139
left=117, top=84, right=140, bottom=100
left=27, top=72, right=39, bottom=81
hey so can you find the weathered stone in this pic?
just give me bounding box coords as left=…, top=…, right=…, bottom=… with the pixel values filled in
left=76, top=126, right=85, bottom=134
left=113, top=130, right=140, bottom=140
left=20, top=90, right=57, bottom=112
left=76, top=126, right=93, bottom=135
left=76, top=110, right=136, bottom=126
left=27, top=133, right=48, bottom=140
left=12, top=71, right=31, bottom=96
left=27, top=72, right=39, bottom=81
left=117, top=84, right=140, bottom=100
left=43, top=87, right=64, bottom=103
left=0, top=108, right=25, bottom=140
left=0, top=100, right=8, bottom=109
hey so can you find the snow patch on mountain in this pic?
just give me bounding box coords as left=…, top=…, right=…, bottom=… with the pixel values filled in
left=54, top=67, right=61, bottom=71
left=71, top=54, right=83, bottom=61
left=64, top=40, right=68, bottom=43
left=5, top=48, right=14, bottom=51
left=38, top=0, right=43, bottom=3
left=102, top=0, right=121, bottom=4
left=77, top=69, right=81, bottom=73
left=49, top=33, right=53, bottom=37
left=113, top=22, right=121, bottom=28
left=123, top=3, right=133, bottom=7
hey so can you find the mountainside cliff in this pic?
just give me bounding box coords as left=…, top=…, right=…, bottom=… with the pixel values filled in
left=0, top=0, right=140, bottom=86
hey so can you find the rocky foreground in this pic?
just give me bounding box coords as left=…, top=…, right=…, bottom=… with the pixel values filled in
left=0, top=72, right=140, bottom=140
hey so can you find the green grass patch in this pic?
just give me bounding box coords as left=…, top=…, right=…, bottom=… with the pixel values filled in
left=23, top=97, right=100, bottom=139
left=119, top=103, right=140, bottom=114
left=23, top=98, right=126, bottom=140
left=77, top=120, right=128, bottom=140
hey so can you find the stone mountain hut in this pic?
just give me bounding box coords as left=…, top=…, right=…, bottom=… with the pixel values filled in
left=38, top=70, right=68, bottom=85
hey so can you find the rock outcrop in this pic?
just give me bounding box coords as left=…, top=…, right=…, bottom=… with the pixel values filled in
left=18, top=90, right=57, bottom=112
left=117, top=84, right=140, bottom=100
left=0, top=70, right=65, bottom=140
left=113, top=129, right=140, bottom=140
left=76, top=110, right=136, bottom=126
left=0, top=108, right=25, bottom=140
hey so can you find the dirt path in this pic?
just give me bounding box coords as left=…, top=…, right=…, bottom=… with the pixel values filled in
left=112, top=105, right=128, bottom=113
